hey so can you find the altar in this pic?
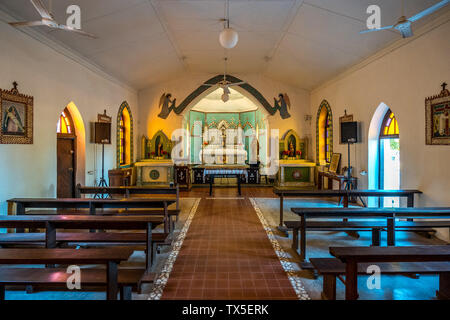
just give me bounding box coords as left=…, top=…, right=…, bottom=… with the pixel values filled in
left=277, top=159, right=316, bottom=186
left=135, top=159, right=174, bottom=186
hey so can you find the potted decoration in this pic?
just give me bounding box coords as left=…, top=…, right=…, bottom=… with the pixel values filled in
left=282, top=150, right=289, bottom=160
left=296, top=150, right=302, bottom=159
left=150, top=151, right=155, bottom=159
left=162, top=150, right=168, bottom=159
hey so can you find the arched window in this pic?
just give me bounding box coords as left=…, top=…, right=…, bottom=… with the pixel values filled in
left=116, top=102, right=133, bottom=167
left=57, top=108, right=75, bottom=135
left=316, top=100, right=333, bottom=165
left=379, top=109, right=400, bottom=207
left=380, top=110, right=399, bottom=138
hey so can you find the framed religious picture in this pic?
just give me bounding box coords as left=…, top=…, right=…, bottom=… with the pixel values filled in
left=426, top=83, right=450, bottom=145
left=339, top=110, right=353, bottom=144
left=329, top=153, right=341, bottom=174
left=0, top=82, right=33, bottom=144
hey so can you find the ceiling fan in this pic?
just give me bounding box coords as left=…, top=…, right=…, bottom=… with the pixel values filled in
left=204, top=57, right=246, bottom=102
left=8, top=0, right=97, bottom=38
left=360, top=0, right=449, bottom=38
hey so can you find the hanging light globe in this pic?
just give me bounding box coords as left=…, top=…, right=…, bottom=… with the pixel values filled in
left=219, top=27, right=238, bottom=49
left=221, top=92, right=230, bottom=103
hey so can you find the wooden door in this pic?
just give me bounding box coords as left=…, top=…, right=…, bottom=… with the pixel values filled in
left=57, top=137, right=76, bottom=198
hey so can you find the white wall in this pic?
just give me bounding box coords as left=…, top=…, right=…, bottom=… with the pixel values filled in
left=0, top=21, right=138, bottom=215
left=138, top=73, right=311, bottom=160
left=310, top=18, right=450, bottom=240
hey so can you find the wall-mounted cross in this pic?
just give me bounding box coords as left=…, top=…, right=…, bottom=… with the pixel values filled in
left=442, top=82, right=448, bottom=91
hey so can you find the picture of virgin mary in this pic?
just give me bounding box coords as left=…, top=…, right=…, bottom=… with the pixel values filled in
left=2, top=104, right=25, bottom=135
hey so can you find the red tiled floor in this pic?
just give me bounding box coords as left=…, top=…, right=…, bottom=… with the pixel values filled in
left=161, top=195, right=298, bottom=300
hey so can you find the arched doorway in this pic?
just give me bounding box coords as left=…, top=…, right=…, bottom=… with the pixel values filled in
left=56, top=102, right=86, bottom=197
left=368, top=103, right=400, bottom=207
left=56, top=107, right=76, bottom=197
left=379, top=109, right=400, bottom=207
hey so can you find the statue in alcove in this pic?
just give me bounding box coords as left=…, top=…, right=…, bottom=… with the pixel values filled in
left=288, top=135, right=296, bottom=157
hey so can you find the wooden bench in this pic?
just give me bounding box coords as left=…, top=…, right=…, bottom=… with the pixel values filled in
left=0, top=215, right=165, bottom=269
left=76, top=184, right=180, bottom=212
left=330, top=245, right=450, bottom=300
left=284, top=220, right=385, bottom=251
left=273, top=188, right=422, bottom=234
left=0, top=248, right=134, bottom=300
left=290, top=207, right=450, bottom=263
left=0, top=232, right=169, bottom=264
left=0, top=268, right=154, bottom=300
left=310, top=258, right=450, bottom=300
left=7, top=198, right=176, bottom=234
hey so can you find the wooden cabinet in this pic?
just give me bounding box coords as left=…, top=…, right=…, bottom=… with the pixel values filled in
left=108, top=168, right=133, bottom=187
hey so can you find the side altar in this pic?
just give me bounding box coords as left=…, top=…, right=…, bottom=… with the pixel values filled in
left=277, top=130, right=316, bottom=186
left=136, top=131, right=175, bottom=186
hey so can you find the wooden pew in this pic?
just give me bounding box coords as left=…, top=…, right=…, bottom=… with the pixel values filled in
left=0, top=268, right=153, bottom=300
left=0, top=215, right=165, bottom=269
left=0, top=248, right=133, bottom=300
left=289, top=207, right=450, bottom=263
left=330, top=245, right=450, bottom=300
left=310, top=258, right=450, bottom=300
left=273, top=187, right=422, bottom=234
left=75, top=184, right=180, bottom=211
left=7, top=198, right=176, bottom=234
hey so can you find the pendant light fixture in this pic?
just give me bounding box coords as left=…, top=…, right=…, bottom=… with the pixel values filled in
left=219, top=0, right=238, bottom=49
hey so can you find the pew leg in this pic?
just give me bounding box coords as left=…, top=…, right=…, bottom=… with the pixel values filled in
left=345, top=261, right=358, bottom=300
left=322, top=275, right=336, bottom=300
left=120, top=286, right=132, bottom=301
left=0, top=285, right=5, bottom=300
left=437, top=272, right=450, bottom=300
left=300, top=217, right=306, bottom=263
left=387, top=218, right=396, bottom=246
left=292, top=227, right=299, bottom=252
left=106, top=261, right=119, bottom=301
left=371, top=228, right=381, bottom=246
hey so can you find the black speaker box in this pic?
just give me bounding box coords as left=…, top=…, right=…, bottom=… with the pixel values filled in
left=91, top=122, right=111, bottom=144
left=341, top=121, right=358, bottom=143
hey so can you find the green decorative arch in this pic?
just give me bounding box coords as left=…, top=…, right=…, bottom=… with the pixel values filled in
left=116, top=101, right=134, bottom=167
left=171, top=75, right=279, bottom=116
left=315, top=100, right=333, bottom=165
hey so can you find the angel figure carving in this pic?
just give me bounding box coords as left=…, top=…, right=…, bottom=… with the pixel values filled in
left=274, top=93, right=291, bottom=119
left=158, top=93, right=177, bottom=119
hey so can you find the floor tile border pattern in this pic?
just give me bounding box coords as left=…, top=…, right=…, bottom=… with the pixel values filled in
left=249, top=198, right=310, bottom=300
left=148, top=198, right=201, bottom=300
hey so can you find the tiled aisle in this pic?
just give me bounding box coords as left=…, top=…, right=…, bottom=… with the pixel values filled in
left=161, top=197, right=298, bottom=300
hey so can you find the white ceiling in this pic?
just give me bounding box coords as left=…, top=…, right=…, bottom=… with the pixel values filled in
left=0, top=0, right=448, bottom=90
left=191, top=87, right=258, bottom=113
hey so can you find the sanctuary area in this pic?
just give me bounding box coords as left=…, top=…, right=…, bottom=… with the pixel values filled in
left=0, top=0, right=449, bottom=303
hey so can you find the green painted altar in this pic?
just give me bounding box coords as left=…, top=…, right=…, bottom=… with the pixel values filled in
left=135, top=130, right=174, bottom=186
left=277, top=130, right=316, bottom=186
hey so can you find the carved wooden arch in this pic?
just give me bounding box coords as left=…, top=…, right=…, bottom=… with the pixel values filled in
left=172, top=75, right=278, bottom=116
left=315, top=100, right=333, bottom=165
left=116, top=101, right=134, bottom=167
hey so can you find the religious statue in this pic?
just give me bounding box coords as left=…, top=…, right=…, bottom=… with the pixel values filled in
left=158, top=93, right=178, bottom=119
left=288, top=141, right=295, bottom=157
left=157, top=142, right=163, bottom=157
left=273, top=93, right=291, bottom=119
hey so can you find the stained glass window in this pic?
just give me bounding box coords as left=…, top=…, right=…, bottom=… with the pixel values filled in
left=57, top=108, right=74, bottom=134
left=380, top=110, right=399, bottom=138
left=119, top=114, right=125, bottom=165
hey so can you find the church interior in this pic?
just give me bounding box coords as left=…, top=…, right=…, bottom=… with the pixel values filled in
left=0, top=0, right=449, bottom=305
